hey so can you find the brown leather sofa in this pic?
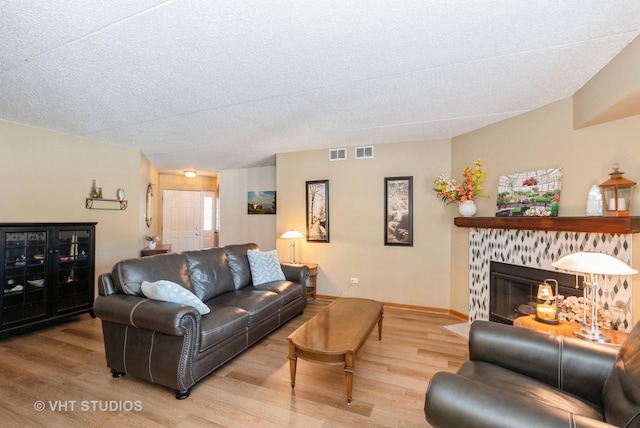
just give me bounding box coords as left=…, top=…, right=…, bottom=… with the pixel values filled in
left=93, top=243, right=308, bottom=399
left=424, top=320, right=640, bottom=427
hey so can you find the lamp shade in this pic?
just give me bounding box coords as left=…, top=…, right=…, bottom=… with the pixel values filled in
left=280, top=230, right=304, bottom=239
left=552, top=251, right=638, bottom=276
left=536, top=284, right=554, bottom=300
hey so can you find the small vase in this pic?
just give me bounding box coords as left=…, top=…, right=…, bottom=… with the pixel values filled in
left=148, top=241, right=157, bottom=250
left=90, top=179, right=99, bottom=198
left=458, top=200, right=477, bottom=217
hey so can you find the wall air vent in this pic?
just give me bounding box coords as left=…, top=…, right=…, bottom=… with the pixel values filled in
left=329, top=148, right=347, bottom=161
left=355, top=146, right=374, bottom=159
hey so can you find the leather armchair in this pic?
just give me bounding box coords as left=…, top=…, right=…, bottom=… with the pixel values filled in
left=424, top=320, right=640, bottom=427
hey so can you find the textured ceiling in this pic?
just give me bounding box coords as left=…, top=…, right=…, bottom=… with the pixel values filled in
left=1, top=1, right=640, bottom=176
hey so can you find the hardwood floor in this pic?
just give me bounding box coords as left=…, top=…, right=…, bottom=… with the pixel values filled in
left=0, top=299, right=468, bottom=427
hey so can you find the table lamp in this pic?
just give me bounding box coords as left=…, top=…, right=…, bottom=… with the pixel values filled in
left=280, top=230, right=304, bottom=264
left=552, top=251, right=638, bottom=343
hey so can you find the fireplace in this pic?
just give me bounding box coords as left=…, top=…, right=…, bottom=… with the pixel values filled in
left=466, top=226, right=633, bottom=330
left=489, top=262, right=582, bottom=324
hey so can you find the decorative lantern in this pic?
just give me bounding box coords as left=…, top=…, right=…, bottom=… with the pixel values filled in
left=599, top=163, right=635, bottom=217
left=535, top=279, right=559, bottom=325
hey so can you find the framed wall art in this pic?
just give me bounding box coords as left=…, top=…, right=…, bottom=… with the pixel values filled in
left=306, top=180, right=329, bottom=242
left=247, top=191, right=276, bottom=214
left=385, top=176, right=413, bottom=246
left=495, top=167, right=562, bottom=217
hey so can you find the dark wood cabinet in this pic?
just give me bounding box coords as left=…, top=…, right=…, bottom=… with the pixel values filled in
left=0, top=222, right=96, bottom=339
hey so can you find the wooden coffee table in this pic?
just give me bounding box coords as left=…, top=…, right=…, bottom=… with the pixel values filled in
left=287, top=298, right=384, bottom=403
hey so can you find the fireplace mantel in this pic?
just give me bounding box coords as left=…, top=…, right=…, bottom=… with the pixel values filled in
left=454, top=216, right=640, bottom=234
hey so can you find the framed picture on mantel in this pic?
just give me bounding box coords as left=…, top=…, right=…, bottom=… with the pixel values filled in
left=495, top=167, right=562, bottom=217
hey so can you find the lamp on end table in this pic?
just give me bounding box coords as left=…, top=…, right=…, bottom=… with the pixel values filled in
left=552, top=251, right=637, bottom=343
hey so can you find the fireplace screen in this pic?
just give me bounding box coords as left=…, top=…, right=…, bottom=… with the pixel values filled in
left=489, top=262, right=581, bottom=324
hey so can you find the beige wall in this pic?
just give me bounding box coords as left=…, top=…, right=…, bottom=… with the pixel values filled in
left=218, top=166, right=277, bottom=250
left=276, top=141, right=452, bottom=310
left=0, top=120, right=144, bottom=280
left=139, top=154, right=160, bottom=250
left=451, top=98, right=640, bottom=319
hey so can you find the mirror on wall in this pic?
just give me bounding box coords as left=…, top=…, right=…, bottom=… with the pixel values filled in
left=145, top=183, right=153, bottom=227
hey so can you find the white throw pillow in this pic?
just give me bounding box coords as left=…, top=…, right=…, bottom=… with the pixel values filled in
left=247, top=249, right=286, bottom=286
left=141, top=280, right=210, bottom=315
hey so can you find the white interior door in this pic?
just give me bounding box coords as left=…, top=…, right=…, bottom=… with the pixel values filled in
left=162, top=190, right=201, bottom=253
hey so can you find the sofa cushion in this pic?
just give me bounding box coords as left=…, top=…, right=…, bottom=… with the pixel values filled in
left=247, top=249, right=285, bottom=286
left=224, top=243, right=258, bottom=289
left=141, top=280, right=210, bottom=315
left=183, top=248, right=235, bottom=301
left=254, top=281, right=302, bottom=306
left=603, top=321, right=640, bottom=427
left=112, top=253, right=193, bottom=297
left=199, top=305, right=249, bottom=351
left=209, top=289, right=280, bottom=325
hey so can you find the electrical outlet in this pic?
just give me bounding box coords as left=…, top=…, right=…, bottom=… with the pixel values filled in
left=350, top=277, right=359, bottom=284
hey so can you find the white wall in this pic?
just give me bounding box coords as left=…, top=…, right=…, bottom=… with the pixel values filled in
left=218, top=166, right=277, bottom=250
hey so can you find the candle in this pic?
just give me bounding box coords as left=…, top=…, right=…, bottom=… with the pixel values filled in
left=609, top=198, right=626, bottom=211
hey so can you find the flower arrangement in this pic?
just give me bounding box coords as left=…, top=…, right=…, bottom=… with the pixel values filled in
left=557, top=295, right=619, bottom=330
left=523, top=206, right=551, bottom=217
left=433, top=159, right=489, bottom=204
left=144, top=235, right=160, bottom=243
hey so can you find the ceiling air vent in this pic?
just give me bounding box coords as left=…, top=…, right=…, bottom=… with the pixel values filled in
left=329, top=148, right=347, bottom=161
left=355, top=146, right=374, bottom=159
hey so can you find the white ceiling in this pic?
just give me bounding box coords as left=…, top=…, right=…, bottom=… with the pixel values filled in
left=2, top=1, right=640, bottom=176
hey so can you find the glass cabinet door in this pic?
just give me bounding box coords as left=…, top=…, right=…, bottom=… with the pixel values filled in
left=2, top=229, right=48, bottom=326
left=55, top=228, right=93, bottom=313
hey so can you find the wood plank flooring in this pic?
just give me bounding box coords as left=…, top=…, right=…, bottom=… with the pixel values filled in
left=0, top=299, right=468, bottom=427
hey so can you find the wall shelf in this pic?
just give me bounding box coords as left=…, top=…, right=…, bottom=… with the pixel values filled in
left=454, top=216, right=640, bottom=234
left=85, top=198, right=128, bottom=210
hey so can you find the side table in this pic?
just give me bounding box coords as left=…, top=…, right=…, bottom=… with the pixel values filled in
left=141, top=243, right=172, bottom=257
left=282, top=262, right=318, bottom=300
left=513, top=315, right=628, bottom=345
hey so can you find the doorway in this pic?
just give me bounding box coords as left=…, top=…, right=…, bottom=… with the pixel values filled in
left=162, top=190, right=216, bottom=253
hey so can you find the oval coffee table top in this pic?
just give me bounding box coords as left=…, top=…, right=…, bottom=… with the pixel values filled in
left=288, top=298, right=383, bottom=355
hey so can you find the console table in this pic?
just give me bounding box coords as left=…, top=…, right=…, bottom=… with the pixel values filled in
left=514, top=315, right=628, bottom=345
left=141, top=244, right=172, bottom=257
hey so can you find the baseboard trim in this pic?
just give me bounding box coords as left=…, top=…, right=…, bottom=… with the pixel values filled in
left=315, top=295, right=469, bottom=321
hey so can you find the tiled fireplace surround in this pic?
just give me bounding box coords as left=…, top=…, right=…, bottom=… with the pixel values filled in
left=467, top=228, right=634, bottom=331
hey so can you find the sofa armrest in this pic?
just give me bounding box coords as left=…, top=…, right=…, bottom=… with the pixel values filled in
left=93, top=294, right=201, bottom=336
left=424, top=372, right=616, bottom=428
left=280, top=263, right=309, bottom=286
left=469, top=320, right=618, bottom=406
left=98, top=272, right=116, bottom=296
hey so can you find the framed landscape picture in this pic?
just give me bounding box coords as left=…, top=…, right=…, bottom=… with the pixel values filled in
left=385, top=176, right=413, bottom=246
left=247, top=191, right=276, bottom=214
left=306, top=180, right=329, bottom=242
left=495, top=167, right=562, bottom=217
